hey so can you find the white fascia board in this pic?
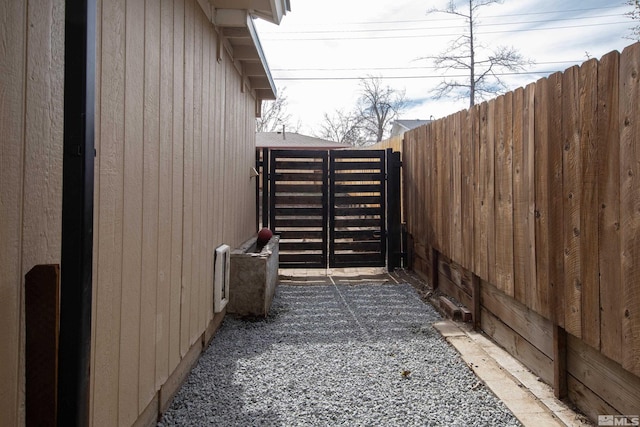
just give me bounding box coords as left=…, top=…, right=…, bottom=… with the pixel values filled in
left=246, top=15, right=277, bottom=99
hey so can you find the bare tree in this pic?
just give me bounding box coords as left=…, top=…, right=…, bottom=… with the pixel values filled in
left=318, top=109, right=367, bottom=146
left=356, top=76, right=406, bottom=142
left=423, top=0, right=531, bottom=108
left=256, top=88, right=300, bottom=132
left=625, top=0, right=640, bottom=41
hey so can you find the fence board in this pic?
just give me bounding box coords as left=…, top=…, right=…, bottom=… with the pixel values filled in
left=474, top=102, right=489, bottom=280
left=563, top=65, right=582, bottom=339
left=523, top=84, right=538, bottom=311
left=598, top=50, right=622, bottom=364
left=620, top=42, right=640, bottom=377
left=548, top=71, right=566, bottom=326
left=401, top=42, right=640, bottom=418
left=580, top=59, right=600, bottom=350
left=513, top=88, right=526, bottom=304
left=451, top=111, right=463, bottom=264
left=533, top=76, right=551, bottom=320
left=486, top=99, right=497, bottom=286
left=495, top=93, right=514, bottom=296
left=461, top=109, right=475, bottom=271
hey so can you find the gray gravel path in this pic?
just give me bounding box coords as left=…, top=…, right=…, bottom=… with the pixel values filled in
left=158, top=283, right=522, bottom=426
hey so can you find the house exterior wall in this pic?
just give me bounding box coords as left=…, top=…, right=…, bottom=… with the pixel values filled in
left=0, top=0, right=259, bottom=425
left=0, top=1, right=65, bottom=426
left=91, top=0, right=258, bottom=425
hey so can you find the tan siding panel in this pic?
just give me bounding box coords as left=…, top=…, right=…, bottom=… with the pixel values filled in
left=156, top=0, right=175, bottom=388
left=180, top=0, right=194, bottom=356
left=119, top=0, right=145, bottom=423
left=0, top=2, right=26, bottom=425
left=169, top=0, right=185, bottom=373
left=92, top=0, right=126, bottom=424
left=139, top=0, right=161, bottom=409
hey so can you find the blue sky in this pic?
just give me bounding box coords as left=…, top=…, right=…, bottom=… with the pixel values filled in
left=254, top=0, right=635, bottom=136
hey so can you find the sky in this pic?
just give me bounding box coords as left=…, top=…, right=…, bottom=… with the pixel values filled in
left=253, top=0, right=636, bottom=137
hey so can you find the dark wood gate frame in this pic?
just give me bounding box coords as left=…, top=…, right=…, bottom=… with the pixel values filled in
left=260, top=148, right=403, bottom=271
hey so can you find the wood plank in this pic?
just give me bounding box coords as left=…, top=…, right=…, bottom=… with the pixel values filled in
left=425, top=125, right=435, bottom=245
left=533, top=77, right=550, bottom=318
left=168, top=0, right=185, bottom=374
left=548, top=71, right=565, bottom=325
left=120, top=0, right=145, bottom=423
left=486, top=99, right=497, bottom=286
left=597, top=50, right=622, bottom=364
left=437, top=253, right=473, bottom=296
left=435, top=118, right=446, bottom=254
left=438, top=272, right=472, bottom=311
left=567, top=333, right=640, bottom=415
left=495, top=93, right=514, bottom=296
left=462, top=109, right=475, bottom=272
left=92, top=0, right=126, bottom=423
left=474, top=102, right=489, bottom=280
left=513, top=87, right=527, bottom=304
left=579, top=58, right=600, bottom=350
left=480, top=307, right=554, bottom=385
left=619, top=42, right=640, bottom=377
left=451, top=111, right=462, bottom=264
left=523, top=83, right=538, bottom=312
left=155, top=0, right=175, bottom=389
left=567, top=374, right=618, bottom=423
left=562, top=65, right=582, bottom=338
left=481, top=281, right=554, bottom=358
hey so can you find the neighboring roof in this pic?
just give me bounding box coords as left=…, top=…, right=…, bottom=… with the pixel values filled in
left=256, top=132, right=352, bottom=150
left=393, top=119, right=432, bottom=132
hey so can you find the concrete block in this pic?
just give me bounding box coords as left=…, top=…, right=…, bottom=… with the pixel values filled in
left=227, top=235, right=279, bottom=317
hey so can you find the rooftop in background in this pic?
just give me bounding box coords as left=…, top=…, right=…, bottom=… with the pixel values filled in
left=390, top=119, right=433, bottom=137
left=256, top=132, right=352, bottom=150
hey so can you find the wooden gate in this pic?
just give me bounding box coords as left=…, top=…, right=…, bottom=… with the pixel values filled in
left=262, top=148, right=402, bottom=270
left=329, top=150, right=386, bottom=268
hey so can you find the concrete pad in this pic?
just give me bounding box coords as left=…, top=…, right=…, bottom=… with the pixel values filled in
left=435, top=320, right=588, bottom=427
left=433, top=320, right=466, bottom=337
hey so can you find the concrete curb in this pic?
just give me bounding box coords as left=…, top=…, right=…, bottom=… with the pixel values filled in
left=434, top=320, right=593, bottom=427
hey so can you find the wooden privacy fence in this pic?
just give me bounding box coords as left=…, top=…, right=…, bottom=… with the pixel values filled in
left=403, top=42, right=640, bottom=418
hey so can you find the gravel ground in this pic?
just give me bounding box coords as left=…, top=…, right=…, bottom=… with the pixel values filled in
left=158, top=283, right=522, bottom=427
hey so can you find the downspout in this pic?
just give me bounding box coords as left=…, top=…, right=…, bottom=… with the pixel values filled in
left=58, top=0, right=96, bottom=425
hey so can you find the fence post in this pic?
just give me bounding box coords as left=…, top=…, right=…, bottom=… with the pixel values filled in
left=431, top=247, right=439, bottom=290
left=386, top=149, right=402, bottom=271
left=262, top=148, right=270, bottom=229
left=472, top=273, right=481, bottom=331
left=553, top=324, right=568, bottom=399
